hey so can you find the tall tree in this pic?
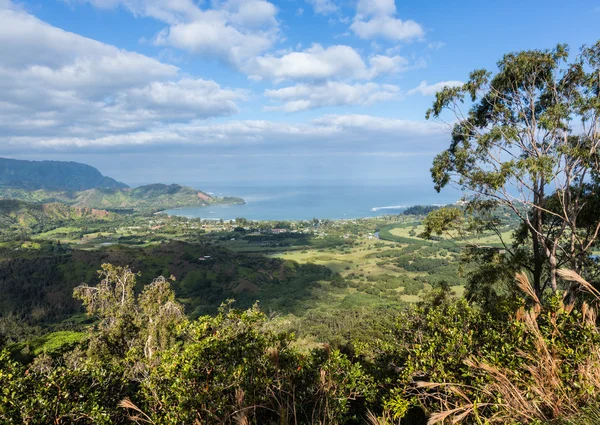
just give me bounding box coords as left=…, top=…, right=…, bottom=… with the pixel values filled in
left=426, top=41, right=600, bottom=296
left=74, top=264, right=185, bottom=360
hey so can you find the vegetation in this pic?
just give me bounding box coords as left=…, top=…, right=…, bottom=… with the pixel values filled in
left=401, top=205, right=442, bottom=216
left=2, top=263, right=600, bottom=424
left=0, top=199, right=115, bottom=241
left=426, top=41, right=600, bottom=296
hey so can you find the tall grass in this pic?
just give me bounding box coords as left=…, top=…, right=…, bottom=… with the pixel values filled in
left=420, top=270, right=600, bottom=424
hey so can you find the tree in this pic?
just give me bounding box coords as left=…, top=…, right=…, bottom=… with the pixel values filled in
left=137, top=275, right=186, bottom=360
left=426, top=41, right=600, bottom=296
left=74, top=264, right=186, bottom=360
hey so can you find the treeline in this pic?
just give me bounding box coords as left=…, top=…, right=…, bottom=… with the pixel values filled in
left=402, top=205, right=442, bottom=216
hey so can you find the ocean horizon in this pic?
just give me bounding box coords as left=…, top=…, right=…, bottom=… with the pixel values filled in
left=163, top=182, right=460, bottom=221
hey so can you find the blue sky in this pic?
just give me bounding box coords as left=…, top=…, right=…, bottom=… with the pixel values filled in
left=1, top=0, right=599, bottom=188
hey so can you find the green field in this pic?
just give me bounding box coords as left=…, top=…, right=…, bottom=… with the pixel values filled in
left=385, top=223, right=514, bottom=247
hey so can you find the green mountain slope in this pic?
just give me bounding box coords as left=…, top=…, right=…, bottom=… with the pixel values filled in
left=0, top=199, right=114, bottom=237
left=0, top=184, right=244, bottom=211
left=0, top=157, right=128, bottom=191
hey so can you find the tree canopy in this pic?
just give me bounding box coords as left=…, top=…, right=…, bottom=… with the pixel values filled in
left=426, top=41, right=600, bottom=296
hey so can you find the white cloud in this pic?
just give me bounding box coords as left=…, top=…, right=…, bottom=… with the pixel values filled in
left=115, top=79, right=247, bottom=116
left=2, top=114, right=445, bottom=149
left=0, top=4, right=247, bottom=140
left=367, top=54, right=410, bottom=77
left=248, top=44, right=409, bottom=82
left=313, top=114, right=443, bottom=135
left=265, top=82, right=401, bottom=112
left=351, top=0, right=424, bottom=41
left=0, top=0, right=19, bottom=9
left=249, top=44, right=365, bottom=81
left=73, top=0, right=280, bottom=66
left=356, top=0, right=396, bottom=17
left=0, top=0, right=449, bottom=163
left=427, top=41, right=446, bottom=50
left=306, top=0, right=338, bottom=15
left=0, top=7, right=177, bottom=84
left=408, top=80, right=463, bottom=96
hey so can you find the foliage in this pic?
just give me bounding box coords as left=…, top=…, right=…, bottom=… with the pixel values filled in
left=0, top=350, right=134, bottom=424
left=427, top=40, right=600, bottom=296
left=420, top=206, right=463, bottom=239
left=402, top=205, right=442, bottom=216
left=373, top=271, right=600, bottom=424
left=137, top=303, right=375, bottom=424
left=74, top=264, right=186, bottom=361
left=1, top=266, right=376, bottom=425
left=0, top=199, right=115, bottom=241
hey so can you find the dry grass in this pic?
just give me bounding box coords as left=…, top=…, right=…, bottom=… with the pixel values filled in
left=421, top=270, right=600, bottom=424
left=118, top=398, right=155, bottom=424
left=365, top=410, right=395, bottom=425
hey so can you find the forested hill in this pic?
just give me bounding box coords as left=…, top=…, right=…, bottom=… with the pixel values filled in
left=0, top=157, right=128, bottom=191
left=0, top=183, right=245, bottom=211
left=0, top=199, right=114, bottom=237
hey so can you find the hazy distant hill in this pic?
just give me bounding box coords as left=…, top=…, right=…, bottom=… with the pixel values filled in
left=0, top=157, right=128, bottom=191
left=0, top=184, right=245, bottom=211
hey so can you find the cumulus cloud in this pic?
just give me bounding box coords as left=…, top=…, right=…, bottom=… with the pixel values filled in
left=2, top=114, right=446, bottom=150
left=120, top=79, right=246, bottom=114
left=0, top=4, right=247, bottom=141
left=73, top=0, right=280, bottom=66
left=367, top=54, right=410, bottom=77
left=351, top=0, right=424, bottom=41
left=0, top=7, right=177, bottom=88
left=408, top=80, right=463, bottom=96
left=313, top=114, right=443, bottom=135
left=0, top=0, right=451, bottom=177
left=264, top=82, right=400, bottom=112
left=248, top=44, right=409, bottom=82
left=306, top=0, right=338, bottom=15
left=249, top=44, right=365, bottom=81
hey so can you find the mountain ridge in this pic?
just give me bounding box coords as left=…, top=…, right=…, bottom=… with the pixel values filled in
left=0, top=183, right=245, bottom=211
left=0, top=157, right=128, bottom=191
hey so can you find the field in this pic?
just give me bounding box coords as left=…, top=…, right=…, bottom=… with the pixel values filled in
left=272, top=237, right=441, bottom=303
left=386, top=222, right=514, bottom=247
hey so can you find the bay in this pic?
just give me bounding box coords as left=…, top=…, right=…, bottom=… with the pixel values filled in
left=164, top=182, right=460, bottom=221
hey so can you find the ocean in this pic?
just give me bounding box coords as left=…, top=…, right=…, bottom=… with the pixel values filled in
left=164, top=182, right=460, bottom=221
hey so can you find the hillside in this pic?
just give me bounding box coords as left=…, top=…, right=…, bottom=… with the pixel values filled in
left=0, top=199, right=114, bottom=239
left=0, top=241, right=334, bottom=324
left=0, top=183, right=245, bottom=211
left=0, top=157, right=128, bottom=191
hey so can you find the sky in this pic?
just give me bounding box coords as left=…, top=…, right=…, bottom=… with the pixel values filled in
left=1, top=0, right=599, bottom=188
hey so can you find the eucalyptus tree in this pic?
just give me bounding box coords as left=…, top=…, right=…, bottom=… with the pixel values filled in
left=426, top=41, right=600, bottom=296
left=74, top=264, right=186, bottom=360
